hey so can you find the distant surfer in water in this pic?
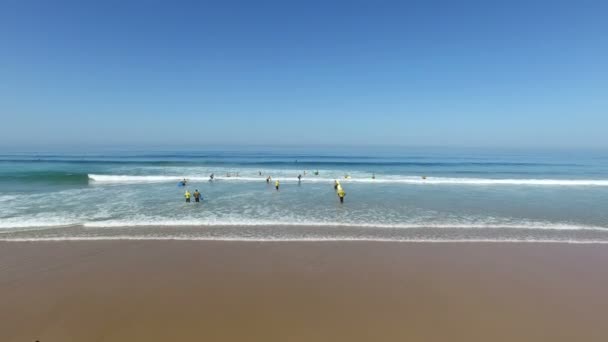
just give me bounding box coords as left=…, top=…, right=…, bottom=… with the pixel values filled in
left=298, top=174, right=302, bottom=182
left=314, top=170, right=319, bottom=176
left=184, top=190, right=191, bottom=203
left=337, top=184, right=346, bottom=203
left=266, top=176, right=271, bottom=183
left=338, top=188, right=345, bottom=203
left=209, top=173, right=214, bottom=181
left=372, top=173, right=376, bottom=179
left=180, top=178, right=187, bottom=186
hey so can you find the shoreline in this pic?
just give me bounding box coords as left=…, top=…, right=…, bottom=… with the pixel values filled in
left=2, top=241, right=608, bottom=341
left=4, top=236, right=608, bottom=243
left=3, top=223, right=608, bottom=243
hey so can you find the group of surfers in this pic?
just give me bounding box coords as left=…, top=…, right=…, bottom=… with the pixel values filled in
left=183, top=189, right=202, bottom=203
left=179, top=171, right=347, bottom=204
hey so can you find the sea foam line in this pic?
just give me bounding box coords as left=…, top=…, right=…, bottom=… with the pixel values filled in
left=79, top=221, right=608, bottom=231
left=2, top=220, right=608, bottom=231
left=2, top=236, right=608, bottom=244
left=88, top=174, right=608, bottom=186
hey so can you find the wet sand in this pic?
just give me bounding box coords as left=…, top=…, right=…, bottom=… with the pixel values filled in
left=1, top=241, right=608, bottom=341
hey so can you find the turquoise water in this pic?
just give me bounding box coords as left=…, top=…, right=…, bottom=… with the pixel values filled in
left=1, top=147, right=608, bottom=242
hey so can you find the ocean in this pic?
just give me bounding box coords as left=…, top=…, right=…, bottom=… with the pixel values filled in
left=1, top=146, right=608, bottom=242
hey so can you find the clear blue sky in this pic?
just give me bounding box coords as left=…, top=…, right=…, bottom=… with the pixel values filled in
left=1, top=0, right=607, bottom=148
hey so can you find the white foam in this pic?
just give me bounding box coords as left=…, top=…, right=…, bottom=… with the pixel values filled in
left=0, top=218, right=80, bottom=229
left=0, top=195, right=19, bottom=203
left=88, top=174, right=608, bottom=186
left=2, top=236, right=608, bottom=244
left=45, top=220, right=608, bottom=231
left=2, top=215, right=607, bottom=232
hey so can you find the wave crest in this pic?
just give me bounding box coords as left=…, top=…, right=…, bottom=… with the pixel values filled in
left=87, top=174, right=608, bottom=186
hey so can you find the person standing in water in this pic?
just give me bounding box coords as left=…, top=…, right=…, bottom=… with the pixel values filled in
left=193, top=189, right=201, bottom=202
left=297, top=174, right=302, bottom=182
left=275, top=180, right=280, bottom=190
left=337, top=185, right=346, bottom=203
left=266, top=176, right=271, bottom=183
left=184, top=190, right=191, bottom=203
left=209, top=173, right=214, bottom=181
left=334, top=180, right=340, bottom=190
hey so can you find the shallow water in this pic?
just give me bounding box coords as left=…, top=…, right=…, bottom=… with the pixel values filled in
left=1, top=147, right=607, bottom=242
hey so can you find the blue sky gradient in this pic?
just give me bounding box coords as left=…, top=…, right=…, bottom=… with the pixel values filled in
left=1, top=0, right=607, bottom=148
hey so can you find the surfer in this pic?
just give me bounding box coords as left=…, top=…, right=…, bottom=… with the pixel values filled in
left=193, top=189, right=201, bottom=202
left=209, top=173, right=214, bottom=181
left=184, top=190, right=191, bottom=203
left=266, top=176, right=271, bottom=183
left=275, top=180, right=280, bottom=190
left=334, top=180, right=340, bottom=190
left=298, top=174, right=302, bottom=182
left=179, top=178, right=187, bottom=186
left=337, top=185, right=346, bottom=203
left=314, top=170, right=319, bottom=176
left=372, top=173, right=376, bottom=179
left=259, top=171, right=262, bottom=176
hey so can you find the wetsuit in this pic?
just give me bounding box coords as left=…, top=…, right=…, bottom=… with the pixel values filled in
left=337, top=188, right=345, bottom=203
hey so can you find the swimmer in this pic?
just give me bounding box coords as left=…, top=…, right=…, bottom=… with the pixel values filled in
left=275, top=180, right=280, bottom=190
left=184, top=190, right=191, bottom=203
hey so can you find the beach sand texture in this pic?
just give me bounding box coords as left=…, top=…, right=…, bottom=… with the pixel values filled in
left=1, top=240, right=607, bottom=341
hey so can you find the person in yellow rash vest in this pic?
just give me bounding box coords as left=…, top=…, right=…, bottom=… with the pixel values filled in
left=337, top=185, right=346, bottom=203
left=184, top=190, right=191, bottom=203
left=275, top=180, right=280, bottom=190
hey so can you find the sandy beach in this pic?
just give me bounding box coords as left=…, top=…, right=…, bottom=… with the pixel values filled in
left=1, top=240, right=608, bottom=341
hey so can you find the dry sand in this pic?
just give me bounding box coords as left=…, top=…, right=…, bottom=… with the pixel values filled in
left=1, top=240, right=608, bottom=341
